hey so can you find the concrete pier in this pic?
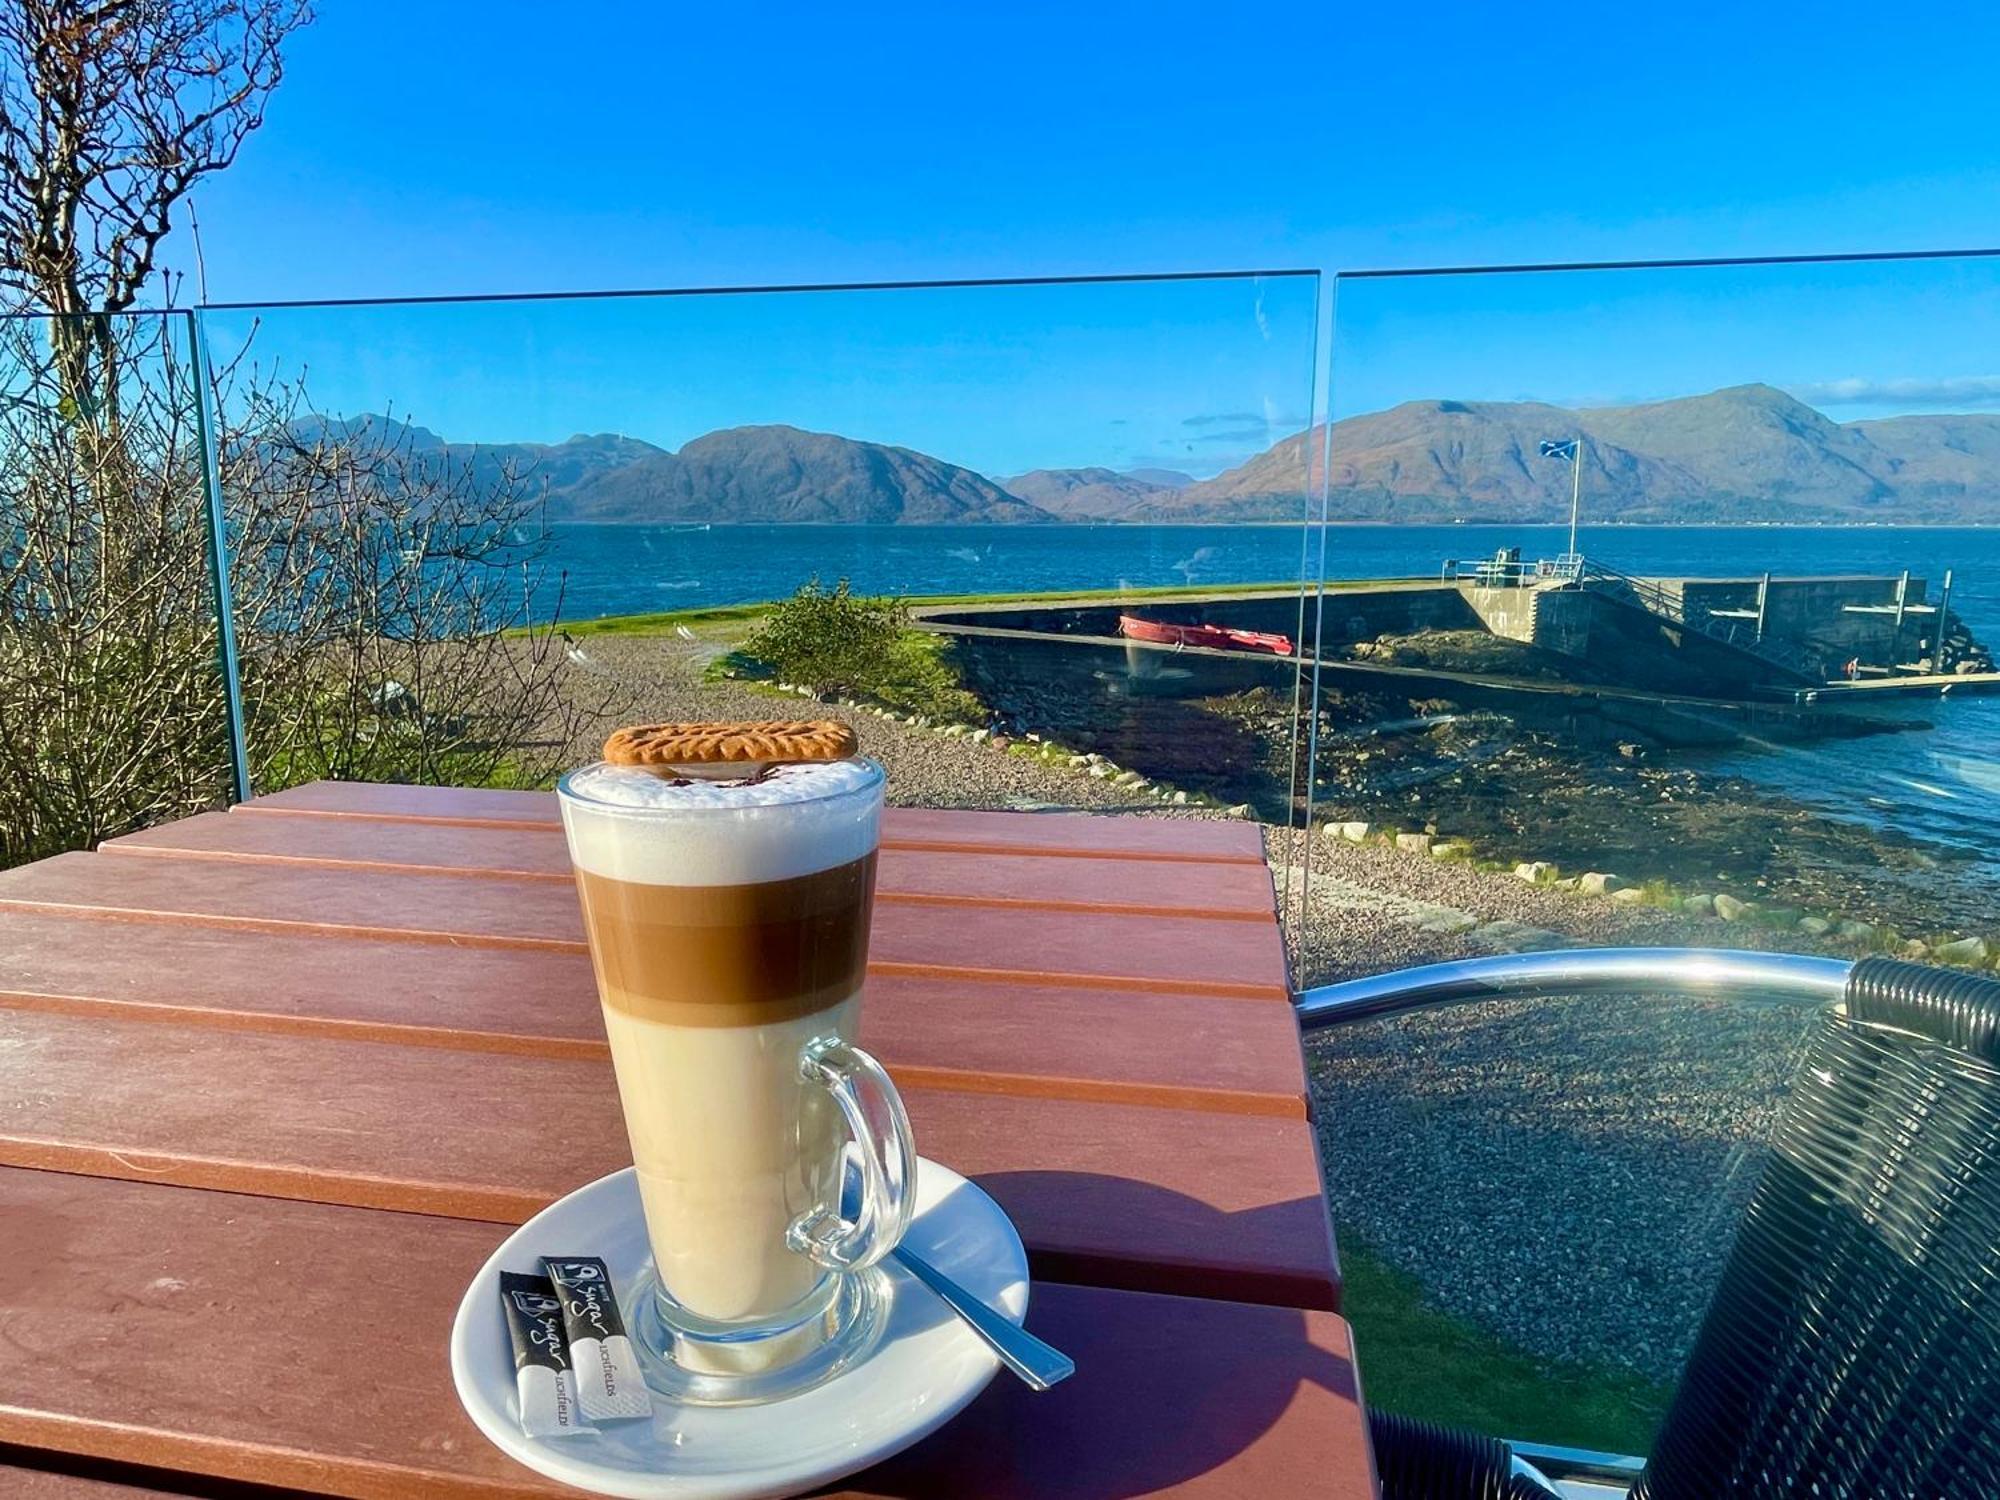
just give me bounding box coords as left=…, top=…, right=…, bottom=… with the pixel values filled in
left=911, top=577, right=1942, bottom=747
left=1455, top=568, right=1986, bottom=691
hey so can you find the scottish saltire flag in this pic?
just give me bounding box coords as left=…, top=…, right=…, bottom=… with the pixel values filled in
left=1538, top=438, right=1578, bottom=461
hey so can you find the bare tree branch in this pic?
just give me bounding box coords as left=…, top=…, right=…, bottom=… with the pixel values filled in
left=0, top=4, right=618, bottom=868
left=0, top=0, right=309, bottom=319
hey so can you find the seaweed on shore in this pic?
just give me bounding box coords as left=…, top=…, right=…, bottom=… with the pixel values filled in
left=1165, top=676, right=1991, bottom=937
left=1304, top=712, right=1995, bottom=936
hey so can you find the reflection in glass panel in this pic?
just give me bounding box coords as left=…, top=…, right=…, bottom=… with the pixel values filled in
left=1302, top=252, right=2000, bottom=1453
left=197, top=275, right=1322, bottom=817
left=0, top=310, right=231, bottom=866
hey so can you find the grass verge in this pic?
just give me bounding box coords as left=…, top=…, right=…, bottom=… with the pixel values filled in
left=1338, top=1229, right=1670, bottom=1457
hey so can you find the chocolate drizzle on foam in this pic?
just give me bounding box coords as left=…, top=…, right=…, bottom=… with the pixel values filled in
left=632, top=762, right=778, bottom=788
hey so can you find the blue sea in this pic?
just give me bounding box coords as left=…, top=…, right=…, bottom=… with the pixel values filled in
left=542, top=521, right=2000, bottom=864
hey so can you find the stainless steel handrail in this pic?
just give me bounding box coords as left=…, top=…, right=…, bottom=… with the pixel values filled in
left=1295, top=946, right=1852, bottom=1031
left=1294, top=945, right=1858, bottom=1493
left=1446, top=555, right=1585, bottom=587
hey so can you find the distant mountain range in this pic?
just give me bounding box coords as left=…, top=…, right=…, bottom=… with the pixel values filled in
left=298, top=418, right=1044, bottom=524
left=1173, top=384, right=2000, bottom=523
left=999, top=466, right=1192, bottom=520
left=305, top=384, right=2000, bottom=525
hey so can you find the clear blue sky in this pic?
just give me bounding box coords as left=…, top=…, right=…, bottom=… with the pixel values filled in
left=179, top=1, right=2000, bottom=474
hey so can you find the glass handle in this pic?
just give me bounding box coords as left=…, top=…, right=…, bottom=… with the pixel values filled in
left=788, top=1036, right=918, bottom=1273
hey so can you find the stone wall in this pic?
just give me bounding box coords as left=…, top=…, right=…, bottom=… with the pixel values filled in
left=1307, top=586, right=1482, bottom=648
left=1666, top=576, right=1936, bottom=666
left=1531, top=589, right=1594, bottom=659
left=1457, top=580, right=1797, bottom=695
left=1565, top=591, right=1797, bottom=695
left=1457, top=583, right=1541, bottom=644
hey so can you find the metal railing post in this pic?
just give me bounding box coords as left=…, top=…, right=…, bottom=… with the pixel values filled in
left=189, top=309, right=251, bottom=805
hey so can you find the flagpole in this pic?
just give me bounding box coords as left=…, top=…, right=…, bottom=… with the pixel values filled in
left=1567, top=439, right=1583, bottom=561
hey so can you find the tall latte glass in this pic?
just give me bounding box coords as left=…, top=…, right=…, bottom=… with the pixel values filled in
left=558, top=750, right=915, bottom=1404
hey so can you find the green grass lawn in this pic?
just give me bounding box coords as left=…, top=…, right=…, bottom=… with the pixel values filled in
left=539, top=601, right=775, bottom=639
left=1338, top=1230, right=1671, bottom=1457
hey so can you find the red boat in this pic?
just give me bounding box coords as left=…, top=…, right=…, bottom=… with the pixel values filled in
left=1118, top=614, right=1294, bottom=656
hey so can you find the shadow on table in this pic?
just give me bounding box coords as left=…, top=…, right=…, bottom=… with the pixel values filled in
left=0, top=1439, right=332, bottom=1498
left=975, top=1164, right=1340, bottom=1310
left=839, top=1172, right=1364, bottom=1499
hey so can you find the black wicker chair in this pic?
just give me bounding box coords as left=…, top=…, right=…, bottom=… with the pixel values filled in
left=1300, top=953, right=2000, bottom=1499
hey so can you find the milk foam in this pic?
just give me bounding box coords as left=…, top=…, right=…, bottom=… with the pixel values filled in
left=560, top=758, right=882, bottom=886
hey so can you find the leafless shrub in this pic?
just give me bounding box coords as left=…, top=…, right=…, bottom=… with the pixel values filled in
left=0, top=312, right=226, bottom=861
left=222, top=384, right=616, bottom=791
left=0, top=316, right=621, bottom=868
left=0, top=5, right=624, bottom=868
left=0, top=2, right=622, bottom=868
left=0, top=0, right=309, bottom=319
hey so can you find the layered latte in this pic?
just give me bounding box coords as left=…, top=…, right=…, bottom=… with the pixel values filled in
left=559, top=758, right=883, bottom=1331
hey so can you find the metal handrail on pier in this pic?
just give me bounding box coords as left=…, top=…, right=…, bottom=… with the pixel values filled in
left=1443, top=554, right=1583, bottom=587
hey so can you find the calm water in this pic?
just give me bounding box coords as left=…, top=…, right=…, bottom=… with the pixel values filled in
left=543, top=521, right=2000, bottom=861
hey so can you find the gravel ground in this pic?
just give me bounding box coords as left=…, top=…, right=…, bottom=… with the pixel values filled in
left=1278, top=830, right=1832, bottom=986
left=557, top=633, right=1845, bottom=1383
left=555, top=633, right=1229, bottom=816
left=1283, top=829, right=1846, bottom=1382
left=1307, top=988, right=1810, bottom=1381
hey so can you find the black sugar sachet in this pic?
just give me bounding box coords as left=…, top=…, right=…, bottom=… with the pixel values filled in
left=499, top=1270, right=599, bottom=1438
left=542, top=1256, right=653, bottom=1421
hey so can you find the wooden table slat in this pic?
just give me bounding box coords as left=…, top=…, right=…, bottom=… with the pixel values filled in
left=0, top=1005, right=1336, bottom=1309
left=0, top=1461, right=204, bottom=1498
left=236, top=780, right=1270, bottom=864
left=0, top=852, right=1290, bottom=998
left=0, top=791, right=1365, bottom=1494
left=104, top=811, right=1279, bottom=922
left=0, top=910, right=1306, bottom=1115
left=0, top=1170, right=1371, bottom=1499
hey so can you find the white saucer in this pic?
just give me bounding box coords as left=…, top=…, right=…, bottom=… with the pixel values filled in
left=451, top=1158, right=1029, bottom=1499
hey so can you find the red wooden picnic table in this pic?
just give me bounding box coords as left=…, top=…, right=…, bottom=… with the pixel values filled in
left=0, top=782, right=1378, bottom=1498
